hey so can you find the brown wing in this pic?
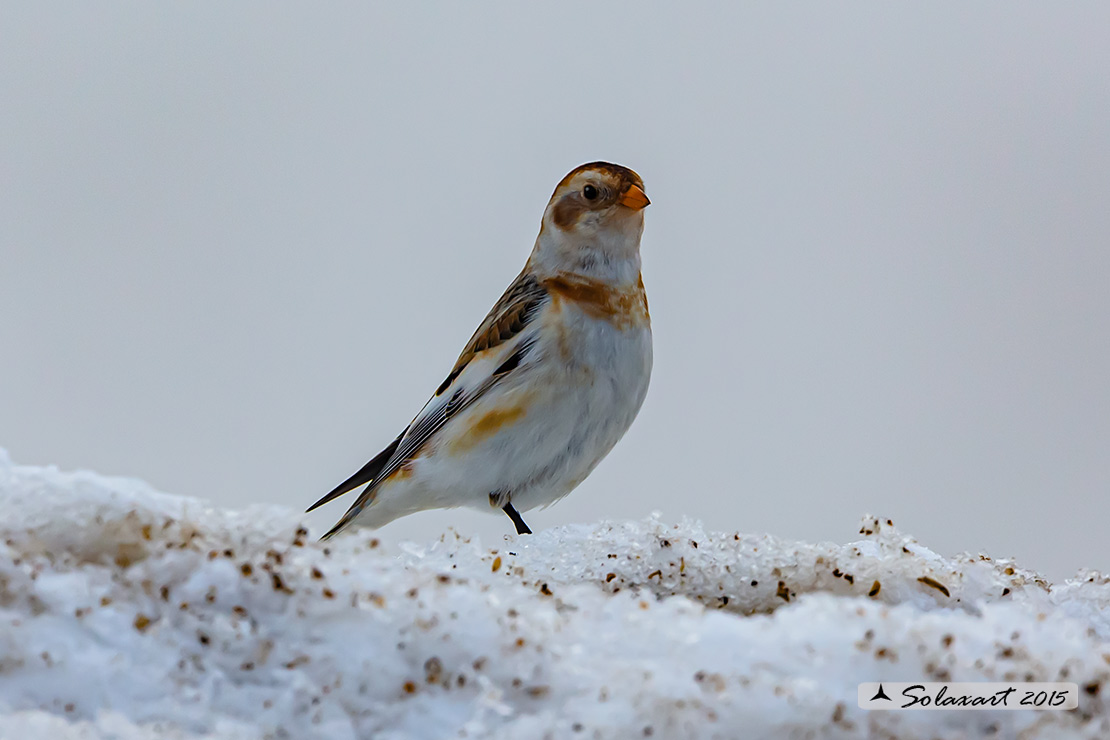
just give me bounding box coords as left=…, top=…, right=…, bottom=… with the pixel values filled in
left=434, top=270, right=549, bottom=396
left=313, top=271, right=550, bottom=539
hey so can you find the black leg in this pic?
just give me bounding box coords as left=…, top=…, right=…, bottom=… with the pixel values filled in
left=502, top=502, right=532, bottom=535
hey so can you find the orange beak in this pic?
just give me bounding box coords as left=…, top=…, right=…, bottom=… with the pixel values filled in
left=617, top=184, right=650, bottom=210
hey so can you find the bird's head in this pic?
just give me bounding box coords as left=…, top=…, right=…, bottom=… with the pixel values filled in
left=531, top=162, right=649, bottom=282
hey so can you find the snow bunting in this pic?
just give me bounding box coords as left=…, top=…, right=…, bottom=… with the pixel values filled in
left=309, top=162, right=652, bottom=538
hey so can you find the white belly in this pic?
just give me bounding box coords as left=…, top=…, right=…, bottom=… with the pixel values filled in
left=505, top=310, right=653, bottom=511
left=371, top=305, right=652, bottom=520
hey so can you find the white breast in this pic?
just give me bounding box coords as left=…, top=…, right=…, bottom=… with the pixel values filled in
left=502, top=301, right=653, bottom=511
left=359, top=289, right=652, bottom=524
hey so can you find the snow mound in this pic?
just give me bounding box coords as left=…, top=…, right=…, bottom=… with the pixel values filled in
left=1, top=450, right=1107, bottom=739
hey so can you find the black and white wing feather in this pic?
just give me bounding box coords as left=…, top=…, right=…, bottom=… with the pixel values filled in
left=310, top=271, right=549, bottom=538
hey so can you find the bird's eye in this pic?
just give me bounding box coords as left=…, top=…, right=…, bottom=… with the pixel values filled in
left=582, top=184, right=599, bottom=200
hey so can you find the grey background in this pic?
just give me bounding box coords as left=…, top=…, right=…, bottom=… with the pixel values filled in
left=2, top=4, right=1107, bottom=580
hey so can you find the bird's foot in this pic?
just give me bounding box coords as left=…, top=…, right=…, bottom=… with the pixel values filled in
left=502, top=502, right=532, bottom=535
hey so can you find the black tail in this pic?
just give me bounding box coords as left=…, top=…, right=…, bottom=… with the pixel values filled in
left=306, top=432, right=403, bottom=513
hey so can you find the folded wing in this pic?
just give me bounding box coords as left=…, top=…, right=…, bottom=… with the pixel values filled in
left=313, top=270, right=550, bottom=538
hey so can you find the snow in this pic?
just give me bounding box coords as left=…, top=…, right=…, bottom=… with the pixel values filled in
left=1, top=448, right=1107, bottom=739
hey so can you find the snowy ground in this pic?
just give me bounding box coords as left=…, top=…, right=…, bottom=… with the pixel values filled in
left=0, top=449, right=1107, bottom=739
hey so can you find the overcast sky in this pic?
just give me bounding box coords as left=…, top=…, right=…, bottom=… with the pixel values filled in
left=2, top=4, right=1108, bottom=580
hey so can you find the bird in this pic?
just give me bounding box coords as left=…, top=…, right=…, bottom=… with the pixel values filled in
left=308, top=162, right=652, bottom=539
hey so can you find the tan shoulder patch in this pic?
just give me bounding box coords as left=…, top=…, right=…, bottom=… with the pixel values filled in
left=448, top=402, right=528, bottom=454
left=543, top=273, right=649, bottom=329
